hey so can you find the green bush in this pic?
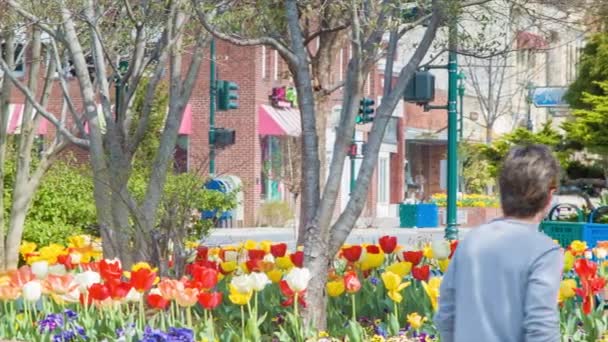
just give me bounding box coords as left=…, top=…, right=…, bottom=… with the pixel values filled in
left=23, top=161, right=96, bottom=246
left=259, top=200, right=293, bottom=227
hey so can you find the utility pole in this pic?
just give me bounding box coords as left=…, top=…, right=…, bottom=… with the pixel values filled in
left=209, top=39, right=216, bottom=175
left=445, top=11, right=459, bottom=241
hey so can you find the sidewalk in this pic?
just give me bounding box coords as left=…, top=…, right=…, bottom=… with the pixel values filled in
left=204, top=227, right=472, bottom=248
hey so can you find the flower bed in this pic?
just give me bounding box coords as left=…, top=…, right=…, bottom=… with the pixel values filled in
left=0, top=236, right=605, bottom=341
left=430, top=193, right=499, bottom=208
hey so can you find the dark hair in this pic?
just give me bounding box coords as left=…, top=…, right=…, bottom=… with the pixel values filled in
left=499, top=145, right=560, bottom=218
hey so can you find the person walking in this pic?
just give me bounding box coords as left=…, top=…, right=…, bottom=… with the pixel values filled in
left=435, top=145, right=563, bottom=342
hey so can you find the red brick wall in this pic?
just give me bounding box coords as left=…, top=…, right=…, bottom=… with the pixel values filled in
left=404, top=90, right=448, bottom=131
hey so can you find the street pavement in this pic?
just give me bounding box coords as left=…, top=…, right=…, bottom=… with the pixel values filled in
left=203, top=227, right=472, bottom=249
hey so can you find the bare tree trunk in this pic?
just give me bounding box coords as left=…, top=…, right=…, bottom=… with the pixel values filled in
left=485, top=125, right=493, bottom=143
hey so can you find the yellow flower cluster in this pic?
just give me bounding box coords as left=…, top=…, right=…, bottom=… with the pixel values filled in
left=19, top=235, right=102, bottom=265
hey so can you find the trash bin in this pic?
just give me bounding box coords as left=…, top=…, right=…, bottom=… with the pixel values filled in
left=399, top=203, right=438, bottom=228
left=539, top=204, right=586, bottom=247
left=201, top=178, right=233, bottom=227
left=583, top=206, right=608, bottom=248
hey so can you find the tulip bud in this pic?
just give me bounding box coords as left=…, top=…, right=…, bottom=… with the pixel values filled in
left=431, top=240, right=451, bottom=260
left=284, top=267, right=311, bottom=293
left=31, top=261, right=49, bottom=280
left=249, top=272, right=271, bottom=292
left=22, top=281, right=42, bottom=302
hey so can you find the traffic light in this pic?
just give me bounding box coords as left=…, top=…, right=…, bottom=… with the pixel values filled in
left=404, top=71, right=435, bottom=104
left=347, top=143, right=358, bottom=158
left=356, top=97, right=375, bottom=124
left=217, top=80, right=239, bottom=110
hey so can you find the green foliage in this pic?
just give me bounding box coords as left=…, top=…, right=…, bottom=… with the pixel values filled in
left=23, top=161, right=96, bottom=246
left=566, top=160, right=605, bottom=180
left=563, top=81, right=608, bottom=157
left=564, top=33, right=608, bottom=110
left=479, top=122, right=570, bottom=178
left=459, top=143, right=494, bottom=194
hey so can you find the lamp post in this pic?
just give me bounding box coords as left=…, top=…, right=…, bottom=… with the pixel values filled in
left=209, top=39, right=217, bottom=175
left=457, top=70, right=465, bottom=141
left=444, top=15, right=459, bottom=241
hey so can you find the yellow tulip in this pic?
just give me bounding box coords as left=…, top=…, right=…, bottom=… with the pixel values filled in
left=422, top=277, right=441, bottom=311
left=570, top=240, right=587, bottom=255
left=326, top=279, right=345, bottom=297
left=558, top=279, right=576, bottom=303
left=360, top=251, right=385, bottom=271
left=19, top=242, right=37, bottom=259
left=267, top=269, right=283, bottom=283
left=423, top=245, right=433, bottom=259
left=131, top=262, right=158, bottom=272
left=259, top=241, right=272, bottom=254
left=67, top=235, right=89, bottom=249
left=407, top=312, right=426, bottom=330
left=38, top=244, right=66, bottom=264
left=243, top=240, right=258, bottom=251
left=381, top=271, right=410, bottom=303
left=228, top=284, right=253, bottom=305
left=276, top=256, right=294, bottom=270
left=386, top=262, right=413, bottom=277
left=438, top=259, right=450, bottom=273
left=563, top=251, right=574, bottom=272
left=221, top=261, right=238, bottom=273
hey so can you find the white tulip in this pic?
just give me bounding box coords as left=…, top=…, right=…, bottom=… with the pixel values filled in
left=231, top=274, right=254, bottom=293
left=125, top=288, right=142, bottom=302
left=284, top=267, right=311, bottom=293
left=49, top=264, right=67, bottom=276
left=431, top=240, right=451, bottom=260
left=74, top=271, right=101, bottom=292
left=595, top=247, right=607, bottom=259
left=69, top=252, right=82, bottom=265
left=585, top=250, right=593, bottom=260
left=263, top=254, right=275, bottom=263
left=31, top=261, right=49, bottom=280
left=22, top=281, right=42, bottom=302
left=249, top=272, right=271, bottom=292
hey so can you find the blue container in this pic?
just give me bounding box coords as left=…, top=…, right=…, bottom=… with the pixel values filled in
left=583, top=206, right=608, bottom=248
left=416, top=203, right=438, bottom=228
left=201, top=179, right=233, bottom=220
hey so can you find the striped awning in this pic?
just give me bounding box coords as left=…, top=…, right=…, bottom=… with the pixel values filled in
left=6, top=104, right=49, bottom=135
left=259, top=104, right=301, bottom=137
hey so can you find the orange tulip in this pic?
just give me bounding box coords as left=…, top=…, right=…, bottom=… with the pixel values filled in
left=175, top=287, right=199, bottom=307
left=0, top=285, right=20, bottom=301
left=43, top=274, right=79, bottom=304
left=158, top=278, right=183, bottom=300
left=9, top=266, right=35, bottom=288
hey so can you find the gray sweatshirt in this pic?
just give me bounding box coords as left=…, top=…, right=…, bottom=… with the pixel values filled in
left=435, top=219, right=563, bottom=342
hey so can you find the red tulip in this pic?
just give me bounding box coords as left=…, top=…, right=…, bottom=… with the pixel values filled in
left=189, top=264, right=219, bottom=290
left=130, top=268, right=157, bottom=292
left=248, top=249, right=266, bottom=260
left=198, top=291, right=223, bottom=310
left=279, top=280, right=307, bottom=307
left=412, top=265, right=430, bottom=282
left=344, top=272, right=361, bottom=293
left=88, top=283, right=110, bottom=301
left=196, top=246, right=209, bottom=261
left=271, top=243, right=288, bottom=258
left=366, top=245, right=381, bottom=254
left=574, top=259, right=597, bottom=279
left=403, top=251, right=424, bottom=266
left=342, top=246, right=363, bottom=263
left=57, top=254, right=75, bottom=270
left=574, top=259, right=606, bottom=314
left=147, top=293, right=169, bottom=310
left=449, top=241, right=459, bottom=258
left=107, top=281, right=132, bottom=300
left=290, top=251, right=304, bottom=268
left=379, top=236, right=397, bottom=254
left=246, top=259, right=263, bottom=273
left=99, top=259, right=122, bottom=283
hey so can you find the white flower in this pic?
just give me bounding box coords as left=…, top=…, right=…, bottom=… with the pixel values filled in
left=431, top=240, right=451, bottom=260
left=31, top=261, right=49, bottom=279
left=595, top=247, right=608, bottom=259
left=231, top=274, right=253, bottom=293
left=263, top=254, right=275, bottom=263
left=22, top=281, right=42, bottom=302
left=74, top=271, right=101, bottom=292
left=69, top=252, right=82, bottom=265
left=49, top=264, right=67, bottom=276
left=284, top=267, right=311, bottom=292
left=585, top=250, right=593, bottom=260
left=249, top=272, right=271, bottom=292
left=125, top=288, right=142, bottom=302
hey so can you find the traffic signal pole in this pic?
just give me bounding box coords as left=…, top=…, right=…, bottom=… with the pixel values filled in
left=209, top=39, right=216, bottom=175
left=350, top=129, right=356, bottom=193
left=445, top=13, right=459, bottom=241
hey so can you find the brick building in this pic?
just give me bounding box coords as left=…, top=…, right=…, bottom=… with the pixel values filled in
left=4, top=39, right=449, bottom=228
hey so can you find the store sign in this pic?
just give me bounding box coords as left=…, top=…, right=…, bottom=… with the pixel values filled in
left=270, top=86, right=297, bottom=108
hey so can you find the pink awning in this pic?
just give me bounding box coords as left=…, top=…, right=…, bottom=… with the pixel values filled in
left=179, top=103, right=193, bottom=135
left=259, top=104, right=301, bottom=137
left=6, top=104, right=48, bottom=135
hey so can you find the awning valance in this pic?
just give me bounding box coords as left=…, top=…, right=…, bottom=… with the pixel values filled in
left=259, top=104, right=301, bottom=137
left=6, top=104, right=49, bottom=135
